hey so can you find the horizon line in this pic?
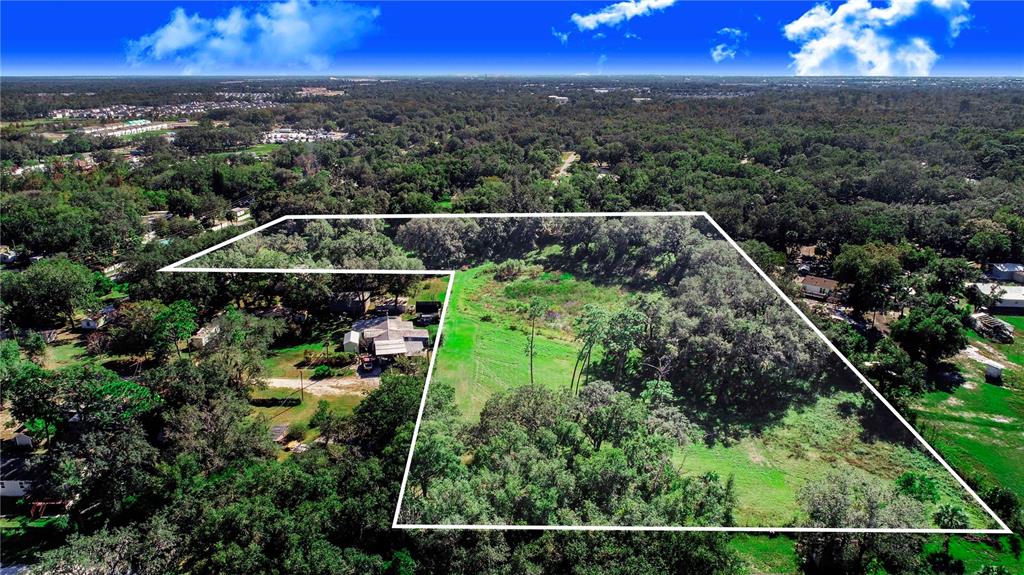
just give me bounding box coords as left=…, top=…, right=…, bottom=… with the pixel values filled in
left=3, top=73, right=1023, bottom=80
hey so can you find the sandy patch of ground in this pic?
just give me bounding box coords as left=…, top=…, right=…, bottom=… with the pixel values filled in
left=265, top=374, right=380, bottom=396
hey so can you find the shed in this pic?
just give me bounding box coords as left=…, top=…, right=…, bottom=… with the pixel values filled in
left=415, top=301, right=442, bottom=314
left=189, top=323, right=221, bottom=349
left=81, top=315, right=107, bottom=331
left=343, top=330, right=361, bottom=353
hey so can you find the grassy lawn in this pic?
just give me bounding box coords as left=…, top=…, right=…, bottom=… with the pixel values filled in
left=210, top=143, right=282, bottom=157
left=432, top=265, right=619, bottom=420
left=429, top=263, right=994, bottom=527
left=44, top=340, right=90, bottom=369
left=729, top=533, right=1024, bottom=574
left=249, top=387, right=363, bottom=439
left=913, top=314, right=1023, bottom=496
left=410, top=276, right=448, bottom=305
left=928, top=536, right=1024, bottom=574
left=679, top=391, right=994, bottom=528
left=263, top=342, right=328, bottom=378
left=730, top=535, right=799, bottom=575
left=119, top=129, right=172, bottom=141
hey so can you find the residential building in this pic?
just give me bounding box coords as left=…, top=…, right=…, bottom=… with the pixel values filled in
left=328, top=292, right=371, bottom=316
left=970, top=283, right=1024, bottom=311
left=0, top=455, right=33, bottom=498
left=354, top=316, right=430, bottom=357
left=801, top=276, right=838, bottom=299
left=988, top=263, right=1024, bottom=283
left=189, top=323, right=221, bottom=349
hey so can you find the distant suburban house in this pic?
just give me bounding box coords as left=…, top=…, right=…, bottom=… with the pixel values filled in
left=988, top=263, right=1024, bottom=283
left=189, top=323, right=221, bottom=349
left=328, top=292, right=371, bottom=316
left=801, top=276, right=838, bottom=299
left=970, top=283, right=1024, bottom=311
left=356, top=316, right=430, bottom=357
left=80, top=305, right=116, bottom=331
left=0, top=455, right=33, bottom=498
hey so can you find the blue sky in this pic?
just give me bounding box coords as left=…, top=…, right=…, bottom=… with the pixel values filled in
left=1, top=1, right=1021, bottom=76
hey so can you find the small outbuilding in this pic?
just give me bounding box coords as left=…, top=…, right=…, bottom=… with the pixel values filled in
left=343, top=330, right=361, bottom=353
left=189, top=323, right=221, bottom=349
left=415, top=301, right=442, bottom=314
left=328, top=292, right=371, bottom=316
left=80, top=305, right=116, bottom=331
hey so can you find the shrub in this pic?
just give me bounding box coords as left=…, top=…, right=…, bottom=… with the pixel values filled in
left=494, top=259, right=526, bottom=281
left=286, top=422, right=308, bottom=442
left=310, top=400, right=331, bottom=428
left=895, top=471, right=939, bottom=504
left=312, top=365, right=333, bottom=379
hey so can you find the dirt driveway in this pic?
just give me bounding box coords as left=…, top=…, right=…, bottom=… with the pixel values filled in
left=265, top=373, right=380, bottom=396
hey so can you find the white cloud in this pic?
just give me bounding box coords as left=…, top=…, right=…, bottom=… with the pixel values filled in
left=624, top=31, right=641, bottom=40
left=571, top=0, right=677, bottom=31
left=551, top=28, right=570, bottom=46
left=128, top=0, right=379, bottom=73
left=710, top=27, right=746, bottom=63
left=783, top=0, right=970, bottom=76
left=717, top=27, right=745, bottom=40
left=711, top=44, right=737, bottom=63
left=593, top=32, right=607, bottom=40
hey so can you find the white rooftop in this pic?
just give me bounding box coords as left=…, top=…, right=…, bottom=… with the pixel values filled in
left=970, top=283, right=1024, bottom=300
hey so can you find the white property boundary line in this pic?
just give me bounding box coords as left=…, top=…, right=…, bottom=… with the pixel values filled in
left=160, top=212, right=1012, bottom=535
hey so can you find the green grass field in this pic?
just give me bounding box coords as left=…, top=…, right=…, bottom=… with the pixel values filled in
left=729, top=535, right=799, bottom=575
left=249, top=387, right=363, bottom=441
left=913, top=315, right=1024, bottom=495
left=429, top=263, right=994, bottom=528
left=263, top=342, right=327, bottom=378
left=680, top=391, right=994, bottom=528
left=432, top=265, right=608, bottom=419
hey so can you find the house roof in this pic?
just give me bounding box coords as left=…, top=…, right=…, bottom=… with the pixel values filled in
left=358, top=316, right=428, bottom=341
left=0, top=454, right=32, bottom=480
left=374, top=339, right=410, bottom=356
left=344, top=331, right=360, bottom=345
left=802, top=276, right=838, bottom=289
left=970, top=283, right=1024, bottom=302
